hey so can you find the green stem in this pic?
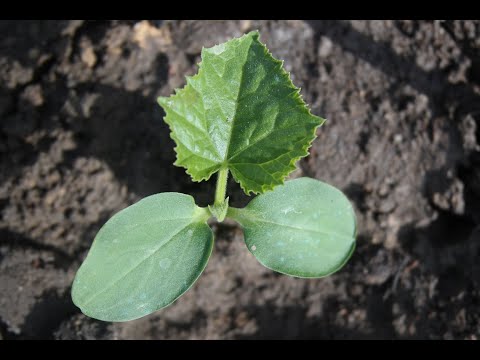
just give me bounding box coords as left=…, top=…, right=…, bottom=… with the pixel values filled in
left=214, top=168, right=229, bottom=205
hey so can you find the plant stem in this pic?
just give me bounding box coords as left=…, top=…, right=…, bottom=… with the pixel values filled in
left=214, top=168, right=229, bottom=205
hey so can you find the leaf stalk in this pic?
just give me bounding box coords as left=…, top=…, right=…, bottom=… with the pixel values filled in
left=214, top=167, right=229, bottom=206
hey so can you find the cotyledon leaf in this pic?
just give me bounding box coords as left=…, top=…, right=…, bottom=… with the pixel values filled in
left=227, top=177, right=356, bottom=278
left=158, top=31, right=324, bottom=195
left=71, top=193, right=213, bottom=322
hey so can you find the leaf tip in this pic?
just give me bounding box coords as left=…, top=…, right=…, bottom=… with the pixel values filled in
left=246, top=29, right=260, bottom=39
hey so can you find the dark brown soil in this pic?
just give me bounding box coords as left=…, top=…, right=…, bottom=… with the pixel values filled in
left=1, top=20, right=480, bottom=340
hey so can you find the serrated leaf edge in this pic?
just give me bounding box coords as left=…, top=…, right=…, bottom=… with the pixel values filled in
left=158, top=31, right=325, bottom=193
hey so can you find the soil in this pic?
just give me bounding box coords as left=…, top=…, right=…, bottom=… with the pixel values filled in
left=1, top=20, right=480, bottom=340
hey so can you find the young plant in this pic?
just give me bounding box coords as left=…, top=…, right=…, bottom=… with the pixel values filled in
left=71, top=31, right=356, bottom=322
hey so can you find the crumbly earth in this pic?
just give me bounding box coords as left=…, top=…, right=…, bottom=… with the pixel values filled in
left=1, top=20, right=479, bottom=339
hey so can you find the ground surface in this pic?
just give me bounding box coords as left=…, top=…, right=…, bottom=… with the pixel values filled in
left=1, top=20, right=480, bottom=340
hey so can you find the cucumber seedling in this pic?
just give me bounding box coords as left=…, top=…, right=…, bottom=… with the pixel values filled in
left=72, top=31, right=356, bottom=322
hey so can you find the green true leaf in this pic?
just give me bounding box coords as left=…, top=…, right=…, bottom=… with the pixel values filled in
left=71, top=193, right=213, bottom=322
left=158, top=31, right=324, bottom=195
left=227, top=178, right=356, bottom=278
